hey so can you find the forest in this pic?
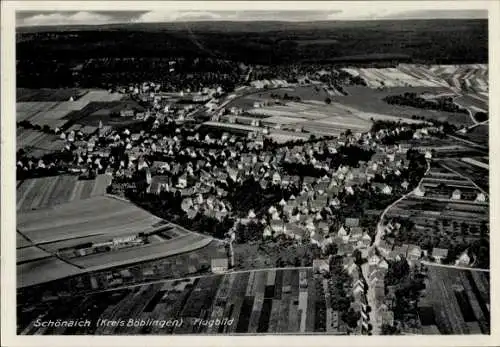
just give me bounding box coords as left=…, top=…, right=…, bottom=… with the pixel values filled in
left=16, top=19, right=488, bottom=89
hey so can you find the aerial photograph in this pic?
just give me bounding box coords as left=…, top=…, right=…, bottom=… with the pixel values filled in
left=14, top=4, right=490, bottom=336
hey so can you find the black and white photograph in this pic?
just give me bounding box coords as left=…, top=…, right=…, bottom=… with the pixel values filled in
left=1, top=1, right=498, bottom=345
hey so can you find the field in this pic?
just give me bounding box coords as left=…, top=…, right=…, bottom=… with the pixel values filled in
left=418, top=266, right=490, bottom=334
left=16, top=89, right=126, bottom=129
left=17, top=268, right=336, bottom=335
left=16, top=174, right=112, bottom=212
left=70, top=234, right=212, bottom=270
left=17, top=88, right=89, bottom=102
left=17, top=192, right=215, bottom=287
left=342, top=65, right=488, bottom=95
left=455, top=124, right=489, bottom=147
left=246, top=100, right=372, bottom=136
left=17, top=196, right=164, bottom=244
left=17, top=257, right=85, bottom=288
left=342, top=66, right=450, bottom=89
left=427, top=65, right=488, bottom=94
left=437, top=158, right=489, bottom=192
left=332, top=86, right=474, bottom=126
left=455, top=94, right=488, bottom=113
left=16, top=128, right=66, bottom=156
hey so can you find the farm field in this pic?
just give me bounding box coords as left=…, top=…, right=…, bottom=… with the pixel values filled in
left=16, top=174, right=112, bottom=212
left=17, top=88, right=89, bottom=102
left=332, top=86, right=474, bottom=126
left=247, top=101, right=372, bottom=135
left=437, top=159, right=489, bottom=192
left=17, top=268, right=335, bottom=335
left=427, top=65, right=488, bottom=94
left=16, top=89, right=127, bottom=129
left=455, top=124, right=489, bottom=147
left=17, top=257, right=85, bottom=288
left=455, top=94, right=488, bottom=113
left=17, top=195, right=163, bottom=244
left=16, top=128, right=65, bottom=155
left=342, top=65, right=488, bottom=96
left=70, top=234, right=212, bottom=270
left=17, top=246, right=52, bottom=263
left=342, top=66, right=450, bottom=89
left=418, top=266, right=490, bottom=334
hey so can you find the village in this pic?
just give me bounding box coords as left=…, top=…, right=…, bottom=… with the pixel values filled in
left=16, top=76, right=485, bottom=335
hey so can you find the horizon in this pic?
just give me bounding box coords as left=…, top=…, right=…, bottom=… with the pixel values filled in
left=16, top=9, right=488, bottom=28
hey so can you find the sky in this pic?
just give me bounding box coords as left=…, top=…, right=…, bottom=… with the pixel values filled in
left=16, top=6, right=488, bottom=27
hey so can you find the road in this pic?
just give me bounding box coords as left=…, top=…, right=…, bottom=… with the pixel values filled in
left=374, top=160, right=431, bottom=247
left=453, top=96, right=478, bottom=125
left=366, top=160, right=430, bottom=334
left=85, top=266, right=313, bottom=295
left=421, top=261, right=489, bottom=272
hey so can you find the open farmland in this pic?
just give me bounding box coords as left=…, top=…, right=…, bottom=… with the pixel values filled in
left=17, top=268, right=336, bottom=335
left=455, top=94, right=488, bottom=113
left=16, top=89, right=127, bottom=129
left=16, top=174, right=112, bottom=212
left=17, top=257, right=86, bottom=288
left=247, top=101, right=372, bottom=135
left=427, top=65, right=488, bottom=94
left=455, top=124, right=489, bottom=147
left=17, top=193, right=215, bottom=288
left=342, top=66, right=450, bottom=89
left=17, top=88, right=89, bottom=102
left=418, top=266, right=490, bottom=334
left=17, top=246, right=52, bottom=263
left=332, top=86, right=474, bottom=126
left=70, top=234, right=212, bottom=270
left=437, top=159, right=489, bottom=192
left=16, top=128, right=65, bottom=155
left=17, top=196, right=163, bottom=244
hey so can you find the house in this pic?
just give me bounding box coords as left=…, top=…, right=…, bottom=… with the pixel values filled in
left=377, top=259, right=389, bottom=272
left=456, top=251, right=471, bottom=266
left=475, top=192, right=487, bottom=202
left=148, top=175, right=170, bottom=194
left=211, top=258, right=229, bottom=273
left=451, top=189, right=462, bottom=200
left=361, top=233, right=372, bottom=247
left=377, top=239, right=392, bottom=258
left=270, top=220, right=285, bottom=234
left=350, top=227, right=363, bottom=241
left=406, top=244, right=422, bottom=262
left=401, top=180, right=409, bottom=190
left=353, top=280, right=365, bottom=295
left=313, top=259, right=330, bottom=274
left=414, top=186, right=426, bottom=197
left=345, top=218, right=360, bottom=228
left=262, top=226, right=273, bottom=239
left=338, top=226, right=348, bottom=237
left=285, top=224, right=307, bottom=241
left=372, top=182, right=389, bottom=195
left=310, top=231, right=325, bottom=247
left=432, top=248, right=449, bottom=262
left=177, top=173, right=188, bottom=188
left=368, top=254, right=381, bottom=272
left=272, top=172, right=282, bottom=185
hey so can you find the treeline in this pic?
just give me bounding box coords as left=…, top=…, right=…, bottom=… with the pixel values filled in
left=17, top=19, right=487, bottom=88
left=384, top=93, right=468, bottom=114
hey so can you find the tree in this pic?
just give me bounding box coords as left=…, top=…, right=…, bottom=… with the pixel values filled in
left=342, top=308, right=361, bottom=329
left=325, top=97, right=332, bottom=104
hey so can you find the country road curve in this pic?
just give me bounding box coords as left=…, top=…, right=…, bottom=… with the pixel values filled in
left=374, top=160, right=431, bottom=247
left=365, top=159, right=430, bottom=334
